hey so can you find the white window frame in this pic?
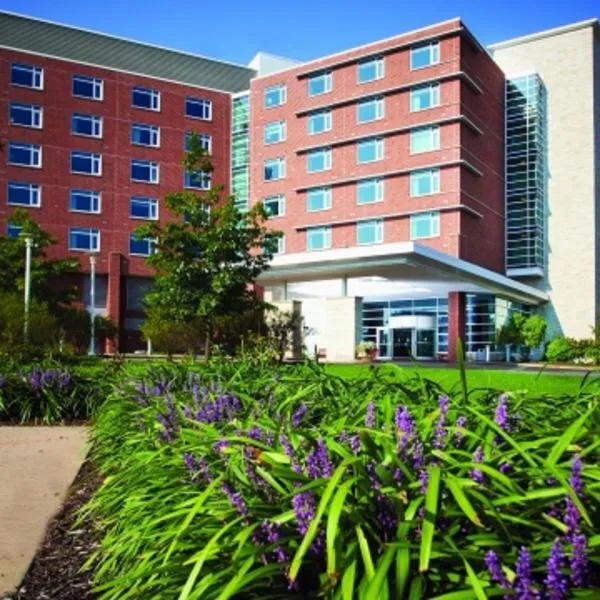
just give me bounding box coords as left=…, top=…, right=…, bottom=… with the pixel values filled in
left=68, top=228, right=100, bottom=252
left=410, top=212, right=440, bottom=240
left=184, top=132, right=212, bottom=153
left=69, top=189, right=101, bottom=214
left=275, top=236, right=285, bottom=255
left=264, top=121, right=286, bottom=145
left=410, top=42, right=440, bottom=71
left=9, top=103, right=43, bottom=129
left=185, top=97, right=212, bottom=121
left=131, top=160, right=159, bottom=184
left=132, top=87, right=161, bottom=111
left=129, top=196, right=159, bottom=220
left=264, top=84, right=287, bottom=108
left=357, top=178, right=384, bottom=205
left=410, top=83, right=441, bottom=112
left=263, top=194, right=285, bottom=218
left=356, top=138, right=384, bottom=164
left=129, top=234, right=156, bottom=257
left=410, top=168, right=441, bottom=197
left=357, top=97, right=384, bottom=124
left=307, top=110, right=332, bottom=135
left=71, top=113, right=103, bottom=138
left=306, top=226, right=332, bottom=251
left=72, top=75, right=103, bottom=101
left=264, top=158, right=286, bottom=181
left=184, top=171, right=211, bottom=190
left=70, top=151, right=102, bottom=176
left=357, top=219, right=384, bottom=245
left=131, top=123, right=160, bottom=148
left=7, top=182, right=41, bottom=208
left=8, top=143, right=42, bottom=168
left=410, top=125, right=440, bottom=154
left=308, top=72, right=332, bottom=97
left=10, top=63, right=43, bottom=90
left=357, top=57, right=384, bottom=84
left=307, top=148, right=332, bottom=173
left=307, top=187, right=332, bottom=212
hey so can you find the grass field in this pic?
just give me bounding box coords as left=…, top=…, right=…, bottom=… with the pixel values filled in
left=325, top=362, right=599, bottom=397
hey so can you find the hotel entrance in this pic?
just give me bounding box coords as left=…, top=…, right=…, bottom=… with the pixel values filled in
left=376, top=315, right=437, bottom=360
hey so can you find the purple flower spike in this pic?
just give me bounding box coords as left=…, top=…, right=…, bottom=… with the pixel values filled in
left=454, top=415, right=467, bottom=446
left=569, top=533, right=588, bottom=587
left=515, top=547, right=537, bottom=600
left=365, top=402, right=376, bottom=428
left=292, top=491, right=316, bottom=535
left=419, top=469, right=429, bottom=494
left=470, top=446, right=485, bottom=484
left=395, top=405, right=414, bottom=446
left=545, top=539, right=568, bottom=600
left=221, top=482, right=248, bottom=516
left=350, top=435, right=360, bottom=455
left=495, top=394, right=510, bottom=431
left=279, top=434, right=293, bottom=458
left=433, top=395, right=450, bottom=449
left=569, top=455, right=583, bottom=498
left=564, top=497, right=580, bottom=539
left=485, top=550, right=510, bottom=589
left=291, top=403, right=307, bottom=428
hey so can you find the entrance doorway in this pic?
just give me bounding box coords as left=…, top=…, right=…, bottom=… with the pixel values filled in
left=376, top=327, right=436, bottom=360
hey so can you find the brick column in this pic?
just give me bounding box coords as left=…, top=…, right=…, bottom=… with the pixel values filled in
left=447, top=291, right=466, bottom=363
left=106, top=252, right=123, bottom=354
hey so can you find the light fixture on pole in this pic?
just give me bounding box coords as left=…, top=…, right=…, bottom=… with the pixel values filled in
left=88, top=252, right=99, bottom=356
left=22, top=234, right=33, bottom=343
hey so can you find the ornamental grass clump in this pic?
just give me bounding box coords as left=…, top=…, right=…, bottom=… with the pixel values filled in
left=84, top=359, right=600, bottom=599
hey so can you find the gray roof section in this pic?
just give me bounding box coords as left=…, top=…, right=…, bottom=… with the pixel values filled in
left=0, top=11, right=255, bottom=93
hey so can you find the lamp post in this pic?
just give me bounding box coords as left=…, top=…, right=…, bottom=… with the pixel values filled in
left=22, top=235, right=33, bottom=343
left=88, top=252, right=98, bottom=356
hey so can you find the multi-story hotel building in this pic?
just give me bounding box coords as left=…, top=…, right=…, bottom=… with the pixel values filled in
left=1, top=11, right=599, bottom=359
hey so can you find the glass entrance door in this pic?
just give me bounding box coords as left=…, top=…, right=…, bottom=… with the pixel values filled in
left=415, top=329, right=435, bottom=359
left=376, top=328, right=391, bottom=360
left=392, top=328, right=412, bottom=358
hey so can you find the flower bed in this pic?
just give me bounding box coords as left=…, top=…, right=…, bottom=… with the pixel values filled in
left=85, top=360, right=600, bottom=599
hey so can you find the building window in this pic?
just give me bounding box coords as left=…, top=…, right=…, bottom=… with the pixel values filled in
left=71, top=151, right=101, bottom=176
left=410, top=42, right=440, bottom=70
left=410, top=212, right=440, bottom=239
left=184, top=132, right=212, bottom=152
left=306, top=226, right=331, bottom=251
left=357, top=219, right=383, bottom=245
left=72, top=75, right=103, bottom=100
left=8, top=143, right=42, bottom=168
left=410, top=125, right=440, bottom=154
left=410, top=168, right=440, bottom=196
left=131, top=160, right=159, bottom=183
left=129, top=235, right=155, bottom=256
left=7, top=224, right=22, bottom=239
left=264, top=121, right=286, bottom=145
left=410, top=83, right=440, bottom=112
left=264, top=84, right=286, bottom=108
left=357, top=138, right=384, bottom=164
left=264, top=158, right=285, bottom=181
left=308, top=72, right=332, bottom=97
left=11, top=63, right=43, bottom=89
left=131, top=123, right=160, bottom=147
left=132, top=87, right=160, bottom=111
left=130, top=196, right=158, bottom=220
left=72, top=113, right=102, bottom=138
left=307, top=148, right=332, bottom=173
left=357, top=97, right=384, bottom=124
left=357, top=178, right=383, bottom=204
left=9, top=103, right=43, bottom=129
left=263, top=194, right=285, bottom=218
left=184, top=171, right=211, bottom=190
left=307, top=187, right=332, bottom=212
left=7, top=182, right=41, bottom=207
left=275, top=236, right=285, bottom=255
left=185, top=97, right=212, bottom=120
left=307, top=110, right=332, bottom=135
left=69, top=227, right=100, bottom=251
left=357, top=57, right=384, bottom=84
left=70, top=189, right=101, bottom=213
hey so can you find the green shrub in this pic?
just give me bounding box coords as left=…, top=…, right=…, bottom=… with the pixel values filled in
left=545, top=336, right=575, bottom=362
left=84, top=360, right=600, bottom=599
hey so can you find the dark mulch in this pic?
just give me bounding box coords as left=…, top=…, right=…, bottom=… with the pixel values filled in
left=2, top=461, right=102, bottom=600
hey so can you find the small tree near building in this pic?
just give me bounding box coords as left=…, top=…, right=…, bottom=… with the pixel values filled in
left=136, top=133, right=281, bottom=359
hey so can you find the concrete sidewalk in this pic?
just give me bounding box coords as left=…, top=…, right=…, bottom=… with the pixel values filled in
left=0, top=426, right=88, bottom=595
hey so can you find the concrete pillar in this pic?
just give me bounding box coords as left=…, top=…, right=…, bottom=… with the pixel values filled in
left=106, top=252, right=123, bottom=354
left=341, top=276, right=348, bottom=297
left=447, top=291, right=466, bottom=363
left=325, top=296, right=360, bottom=362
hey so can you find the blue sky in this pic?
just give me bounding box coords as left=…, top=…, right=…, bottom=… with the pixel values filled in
left=1, top=0, right=597, bottom=65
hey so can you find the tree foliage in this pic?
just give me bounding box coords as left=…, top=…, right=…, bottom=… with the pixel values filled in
left=136, top=133, right=281, bottom=357
left=497, top=312, right=548, bottom=350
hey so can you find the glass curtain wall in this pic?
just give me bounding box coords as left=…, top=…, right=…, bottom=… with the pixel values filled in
left=231, top=93, right=249, bottom=211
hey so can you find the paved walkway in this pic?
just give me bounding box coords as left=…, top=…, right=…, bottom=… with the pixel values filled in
left=0, top=426, right=88, bottom=595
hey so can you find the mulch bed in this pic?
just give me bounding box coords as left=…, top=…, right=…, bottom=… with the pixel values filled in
left=2, top=461, right=102, bottom=600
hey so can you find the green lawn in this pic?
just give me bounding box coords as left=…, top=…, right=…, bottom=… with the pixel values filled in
left=325, top=362, right=599, bottom=397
